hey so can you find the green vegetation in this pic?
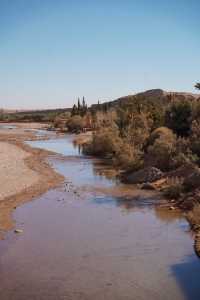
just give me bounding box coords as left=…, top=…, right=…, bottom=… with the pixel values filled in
left=51, top=88, right=200, bottom=183
left=195, top=82, right=200, bottom=91
left=0, top=108, right=70, bottom=123
left=62, top=86, right=200, bottom=208
left=165, top=101, right=192, bottom=136
left=3, top=87, right=200, bottom=204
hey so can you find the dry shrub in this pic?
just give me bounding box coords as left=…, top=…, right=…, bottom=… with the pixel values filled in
left=114, top=143, right=143, bottom=171
left=54, top=116, right=66, bottom=129
left=123, top=113, right=151, bottom=149
left=148, top=127, right=175, bottom=146
left=147, top=127, right=176, bottom=171
left=66, top=115, right=84, bottom=133
left=83, top=126, right=144, bottom=170
left=92, top=110, right=117, bottom=130
left=83, top=127, right=122, bottom=157
left=171, top=137, right=198, bottom=169
left=163, top=177, right=184, bottom=199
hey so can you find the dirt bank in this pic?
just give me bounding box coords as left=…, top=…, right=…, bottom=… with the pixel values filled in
left=0, top=124, right=64, bottom=238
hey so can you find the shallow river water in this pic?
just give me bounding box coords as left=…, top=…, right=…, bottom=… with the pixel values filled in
left=0, top=133, right=200, bottom=300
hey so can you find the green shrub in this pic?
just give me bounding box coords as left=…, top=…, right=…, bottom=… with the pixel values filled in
left=190, top=120, right=200, bottom=157
left=165, top=101, right=192, bottom=136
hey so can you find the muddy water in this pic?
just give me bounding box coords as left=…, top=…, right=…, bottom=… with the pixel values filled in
left=0, top=135, right=200, bottom=300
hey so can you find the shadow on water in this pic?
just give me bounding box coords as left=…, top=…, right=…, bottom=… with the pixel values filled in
left=92, top=194, right=161, bottom=210
left=171, top=255, right=200, bottom=300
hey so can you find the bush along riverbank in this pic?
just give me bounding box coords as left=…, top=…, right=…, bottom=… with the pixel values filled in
left=82, top=129, right=200, bottom=256
left=81, top=90, right=200, bottom=256
left=53, top=88, right=200, bottom=256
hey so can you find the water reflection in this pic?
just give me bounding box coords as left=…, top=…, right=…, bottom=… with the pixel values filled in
left=171, top=255, right=200, bottom=300
left=154, top=207, right=184, bottom=223
left=72, top=141, right=82, bottom=155
left=92, top=194, right=160, bottom=211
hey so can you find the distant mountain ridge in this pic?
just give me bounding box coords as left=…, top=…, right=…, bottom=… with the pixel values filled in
left=92, top=89, right=200, bottom=110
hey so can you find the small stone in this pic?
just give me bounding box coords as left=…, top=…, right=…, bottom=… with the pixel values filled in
left=169, top=206, right=175, bottom=210
left=14, top=229, right=23, bottom=234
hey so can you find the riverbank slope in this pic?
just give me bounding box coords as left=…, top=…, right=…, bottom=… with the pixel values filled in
left=0, top=124, right=63, bottom=237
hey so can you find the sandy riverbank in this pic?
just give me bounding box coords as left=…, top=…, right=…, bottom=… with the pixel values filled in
left=0, top=123, right=64, bottom=238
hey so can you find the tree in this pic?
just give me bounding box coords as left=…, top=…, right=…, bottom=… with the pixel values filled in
left=81, top=96, right=87, bottom=116
left=77, top=98, right=81, bottom=111
left=195, top=82, right=200, bottom=91
left=82, top=96, right=86, bottom=108
left=0, top=109, right=4, bottom=121
left=71, top=104, right=78, bottom=116
left=165, top=101, right=192, bottom=136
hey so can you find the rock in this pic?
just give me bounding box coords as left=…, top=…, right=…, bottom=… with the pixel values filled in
left=123, top=167, right=163, bottom=184
left=153, top=178, right=167, bottom=189
left=14, top=229, right=23, bottom=234
left=169, top=206, right=176, bottom=210
left=140, top=182, right=156, bottom=190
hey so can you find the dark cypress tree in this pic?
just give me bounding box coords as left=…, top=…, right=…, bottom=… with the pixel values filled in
left=195, top=82, right=200, bottom=91
left=82, top=96, right=86, bottom=108
left=71, top=104, right=78, bottom=116
left=81, top=96, right=87, bottom=116
left=77, top=98, right=81, bottom=112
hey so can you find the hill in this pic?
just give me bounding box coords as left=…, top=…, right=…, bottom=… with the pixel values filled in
left=91, top=89, right=200, bottom=111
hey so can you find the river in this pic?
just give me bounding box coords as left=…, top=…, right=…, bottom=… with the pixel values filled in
left=0, top=132, right=200, bottom=300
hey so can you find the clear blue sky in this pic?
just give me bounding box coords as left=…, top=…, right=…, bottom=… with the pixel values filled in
left=0, top=0, right=199, bottom=109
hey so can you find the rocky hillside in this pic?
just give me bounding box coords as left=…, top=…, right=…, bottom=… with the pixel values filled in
left=91, top=89, right=200, bottom=111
